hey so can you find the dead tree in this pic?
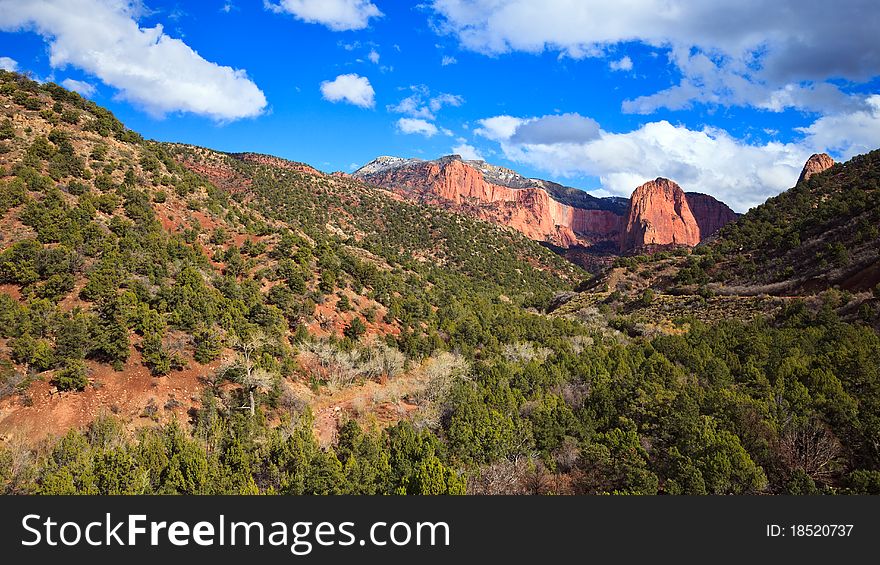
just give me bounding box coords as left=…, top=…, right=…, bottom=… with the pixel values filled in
left=226, top=332, right=275, bottom=418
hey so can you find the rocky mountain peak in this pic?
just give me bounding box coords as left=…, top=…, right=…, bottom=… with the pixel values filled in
left=620, top=178, right=701, bottom=252
left=798, top=153, right=835, bottom=183
left=353, top=155, right=423, bottom=176
left=352, top=154, right=624, bottom=253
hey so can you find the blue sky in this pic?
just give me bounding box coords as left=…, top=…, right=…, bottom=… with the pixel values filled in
left=1, top=0, right=879, bottom=211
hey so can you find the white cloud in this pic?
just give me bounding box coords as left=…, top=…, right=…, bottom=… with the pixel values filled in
left=61, top=78, right=96, bottom=96
left=266, top=0, right=382, bottom=31
left=396, top=118, right=440, bottom=137
left=387, top=85, right=463, bottom=120
left=0, top=0, right=266, bottom=120
left=472, top=99, right=880, bottom=211
left=429, top=92, right=463, bottom=112
left=452, top=142, right=483, bottom=160
left=320, top=73, right=375, bottom=108
left=621, top=47, right=866, bottom=115
left=368, top=48, right=380, bottom=64
left=429, top=0, right=880, bottom=114
left=796, top=95, right=880, bottom=159
left=0, top=56, right=18, bottom=71
left=473, top=115, right=525, bottom=141
left=609, top=55, right=632, bottom=71
left=472, top=111, right=877, bottom=212
left=441, top=55, right=457, bottom=66
left=388, top=95, right=430, bottom=118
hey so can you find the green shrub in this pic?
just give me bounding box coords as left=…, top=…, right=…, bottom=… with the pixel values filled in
left=53, top=359, right=89, bottom=391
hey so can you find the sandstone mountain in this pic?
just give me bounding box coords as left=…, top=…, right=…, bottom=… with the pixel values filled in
left=580, top=150, right=878, bottom=302
left=798, top=153, right=835, bottom=183
left=619, top=178, right=702, bottom=252
left=354, top=155, right=740, bottom=264
left=684, top=192, right=738, bottom=240
left=354, top=155, right=625, bottom=249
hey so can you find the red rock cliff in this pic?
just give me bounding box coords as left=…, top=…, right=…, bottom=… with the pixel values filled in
left=358, top=157, right=622, bottom=248
left=685, top=192, right=738, bottom=239
left=797, top=153, right=834, bottom=183
left=621, top=178, right=701, bottom=252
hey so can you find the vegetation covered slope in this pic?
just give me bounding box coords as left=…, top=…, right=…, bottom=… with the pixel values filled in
left=0, top=69, right=581, bottom=396
left=710, top=150, right=880, bottom=292
left=563, top=149, right=880, bottom=332
left=167, top=144, right=583, bottom=301
left=1, top=73, right=879, bottom=495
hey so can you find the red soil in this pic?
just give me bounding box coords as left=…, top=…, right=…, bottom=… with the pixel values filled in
left=0, top=349, right=222, bottom=444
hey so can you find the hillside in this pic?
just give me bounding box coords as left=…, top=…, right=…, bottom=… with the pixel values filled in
left=1, top=73, right=879, bottom=496
left=710, top=151, right=880, bottom=294
left=168, top=147, right=582, bottom=296
left=0, top=70, right=582, bottom=444
left=555, top=150, right=880, bottom=332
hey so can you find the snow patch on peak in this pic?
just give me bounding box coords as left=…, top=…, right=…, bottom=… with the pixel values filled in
left=353, top=156, right=423, bottom=176
left=464, top=159, right=535, bottom=189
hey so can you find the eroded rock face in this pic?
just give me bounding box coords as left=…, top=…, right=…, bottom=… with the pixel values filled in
left=621, top=178, right=701, bottom=252
left=355, top=155, right=623, bottom=248
left=355, top=156, right=738, bottom=258
left=798, top=153, right=834, bottom=183
left=685, top=192, right=738, bottom=239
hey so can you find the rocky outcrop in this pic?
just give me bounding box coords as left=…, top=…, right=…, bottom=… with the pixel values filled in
left=685, top=192, right=738, bottom=239
left=797, top=153, right=834, bottom=183
left=355, top=155, right=623, bottom=248
left=355, top=155, right=738, bottom=259
left=621, top=178, right=701, bottom=252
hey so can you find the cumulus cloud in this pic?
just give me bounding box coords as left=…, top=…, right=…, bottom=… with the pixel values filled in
left=511, top=113, right=601, bottom=144
left=320, top=73, right=375, bottom=107
left=452, top=142, right=484, bottom=160
left=387, top=85, right=463, bottom=120
left=387, top=86, right=460, bottom=139
left=609, top=56, right=632, bottom=71
left=368, top=48, right=380, bottom=64
left=0, top=56, right=18, bottom=71
left=396, top=118, right=440, bottom=137
left=796, top=95, right=880, bottom=158
left=622, top=47, right=867, bottom=115
left=473, top=115, right=525, bottom=141
left=61, top=78, right=96, bottom=96
left=0, top=0, right=266, bottom=120
left=472, top=110, right=880, bottom=212
left=266, top=0, right=382, bottom=31
left=441, top=55, right=457, bottom=66
left=429, top=0, right=880, bottom=114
